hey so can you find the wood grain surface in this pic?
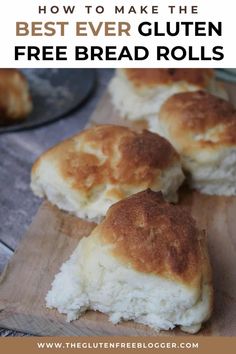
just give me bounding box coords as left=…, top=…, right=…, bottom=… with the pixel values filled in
left=0, top=84, right=236, bottom=336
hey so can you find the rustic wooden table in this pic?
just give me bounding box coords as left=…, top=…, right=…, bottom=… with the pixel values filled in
left=0, top=69, right=113, bottom=336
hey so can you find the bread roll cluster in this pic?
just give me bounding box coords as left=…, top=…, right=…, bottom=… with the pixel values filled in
left=110, top=68, right=235, bottom=196
left=31, top=68, right=232, bottom=333
left=109, top=68, right=228, bottom=128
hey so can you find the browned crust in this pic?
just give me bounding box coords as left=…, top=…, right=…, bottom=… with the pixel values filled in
left=0, top=68, right=26, bottom=81
left=32, top=125, right=179, bottom=196
left=97, top=189, right=208, bottom=287
left=122, top=69, right=214, bottom=89
left=160, top=91, right=236, bottom=148
left=0, top=69, right=32, bottom=126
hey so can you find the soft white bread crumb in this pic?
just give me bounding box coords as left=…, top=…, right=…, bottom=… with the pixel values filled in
left=46, top=237, right=210, bottom=332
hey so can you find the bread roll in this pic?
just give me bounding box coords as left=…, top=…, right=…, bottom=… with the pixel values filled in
left=157, top=91, right=236, bottom=195
left=46, top=190, right=213, bottom=334
left=31, top=125, right=184, bottom=221
left=109, top=69, right=228, bottom=130
left=0, top=69, right=32, bottom=126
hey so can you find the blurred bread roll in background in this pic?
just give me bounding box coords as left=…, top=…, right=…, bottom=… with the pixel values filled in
left=31, top=125, right=184, bottom=221
left=46, top=190, right=213, bottom=334
left=0, top=69, right=32, bottom=126
left=157, top=91, right=236, bottom=195
left=109, top=69, right=228, bottom=130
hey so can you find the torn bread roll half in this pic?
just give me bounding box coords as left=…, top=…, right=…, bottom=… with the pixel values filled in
left=0, top=69, right=32, bottom=126
left=155, top=91, right=236, bottom=196
left=46, top=189, right=213, bottom=334
left=31, top=125, right=184, bottom=221
left=109, top=68, right=228, bottom=129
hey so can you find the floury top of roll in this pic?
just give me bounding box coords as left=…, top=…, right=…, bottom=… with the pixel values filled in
left=31, top=125, right=184, bottom=221
left=46, top=190, right=213, bottom=334
left=109, top=69, right=228, bottom=127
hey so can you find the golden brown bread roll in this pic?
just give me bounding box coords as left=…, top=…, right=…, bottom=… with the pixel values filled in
left=157, top=91, right=236, bottom=195
left=46, top=190, right=213, bottom=334
left=31, top=124, right=185, bottom=221
left=0, top=69, right=32, bottom=126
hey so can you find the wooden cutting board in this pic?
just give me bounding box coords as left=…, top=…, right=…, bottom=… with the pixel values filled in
left=0, top=82, right=236, bottom=336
